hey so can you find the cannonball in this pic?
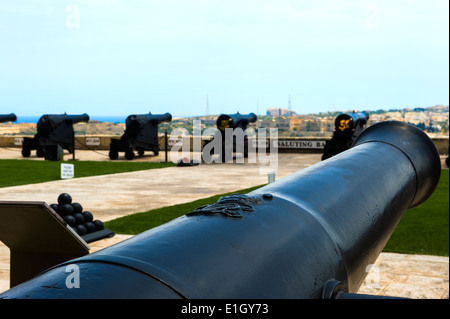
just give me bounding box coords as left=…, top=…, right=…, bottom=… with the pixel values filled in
left=57, top=193, right=72, bottom=205
left=50, top=203, right=60, bottom=214
left=93, top=220, right=104, bottom=231
left=63, top=215, right=77, bottom=227
left=83, top=222, right=96, bottom=234
left=82, top=211, right=93, bottom=223
left=73, top=213, right=85, bottom=225
left=71, top=202, right=83, bottom=215
left=75, top=224, right=87, bottom=236
left=59, top=203, right=74, bottom=216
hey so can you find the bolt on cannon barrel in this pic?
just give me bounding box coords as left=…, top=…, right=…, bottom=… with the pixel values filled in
left=0, top=121, right=441, bottom=299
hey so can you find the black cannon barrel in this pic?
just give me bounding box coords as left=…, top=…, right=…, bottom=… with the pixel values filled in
left=126, top=112, right=172, bottom=127
left=0, top=113, right=17, bottom=123
left=37, top=114, right=89, bottom=137
left=37, top=113, right=89, bottom=128
left=66, top=113, right=90, bottom=124
left=0, top=121, right=440, bottom=299
left=38, top=113, right=90, bottom=125
left=334, top=111, right=369, bottom=132
left=147, top=112, right=172, bottom=124
left=217, top=112, right=257, bottom=131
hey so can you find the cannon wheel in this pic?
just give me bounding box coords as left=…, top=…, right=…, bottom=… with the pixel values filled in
left=21, top=148, right=31, bottom=158
left=36, top=148, right=45, bottom=157
left=125, top=150, right=135, bottom=160
left=109, top=150, right=118, bottom=160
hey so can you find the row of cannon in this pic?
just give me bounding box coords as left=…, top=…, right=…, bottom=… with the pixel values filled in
left=2, top=112, right=172, bottom=160
left=1, top=111, right=370, bottom=161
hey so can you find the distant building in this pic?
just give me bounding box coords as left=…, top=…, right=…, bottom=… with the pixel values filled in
left=275, top=118, right=291, bottom=132
left=289, top=118, right=302, bottom=131
left=258, top=119, right=276, bottom=128
left=266, top=108, right=297, bottom=117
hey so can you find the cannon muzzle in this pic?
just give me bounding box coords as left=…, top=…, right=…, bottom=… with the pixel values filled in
left=0, top=113, right=17, bottom=123
left=147, top=112, right=172, bottom=124
left=67, top=113, right=90, bottom=124
left=1, top=121, right=440, bottom=299
left=334, top=111, right=369, bottom=133
left=125, top=112, right=172, bottom=128
left=217, top=112, right=257, bottom=131
left=322, top=111, right=370, bottom=160
left=124, top=113, right=172, bottom=138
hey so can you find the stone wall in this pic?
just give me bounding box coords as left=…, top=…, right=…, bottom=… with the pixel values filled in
left=0, top=135, right=448, bottom=155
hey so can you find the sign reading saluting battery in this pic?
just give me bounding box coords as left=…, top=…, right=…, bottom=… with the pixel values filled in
left=276, top=140, right=325, bottom=149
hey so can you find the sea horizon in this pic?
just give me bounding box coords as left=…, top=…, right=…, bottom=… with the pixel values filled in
left=12, top=115, right=127, bottom=124
left=12, top=114, right=201, bottom=123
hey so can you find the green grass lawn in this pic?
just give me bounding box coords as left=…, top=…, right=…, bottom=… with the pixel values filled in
left=105, top=170, right=449, bottom=257
left=383, top=169, right=449, bottom=256
left=0, top=159, right=175, bottom=188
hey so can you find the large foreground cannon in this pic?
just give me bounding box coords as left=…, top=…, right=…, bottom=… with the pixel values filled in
left=0, top=121, right=440, bottom=299
left=0, top=113, right=17, bottom=123
left=109, top=112, right=172, bottom=160
left=21, top=113, right=89, bottom=159
left=210, top=112, right=257, bottom=162
left=322, top=111, right=369, bottom=160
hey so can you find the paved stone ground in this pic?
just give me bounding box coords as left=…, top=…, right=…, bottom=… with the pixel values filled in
left=0, top=148, right=448, bottom=298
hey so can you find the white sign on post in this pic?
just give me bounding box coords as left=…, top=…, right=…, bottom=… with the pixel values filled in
left=85, top=137, right=101, bottom=146
left=14, top=137, right=24, bottom=146
left=61, top=163, right=74, bottom=179
left=168, top=137, right=184, bottom=146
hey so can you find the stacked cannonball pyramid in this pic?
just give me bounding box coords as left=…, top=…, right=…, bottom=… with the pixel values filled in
left=50, top=193, right=105, bottom=236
